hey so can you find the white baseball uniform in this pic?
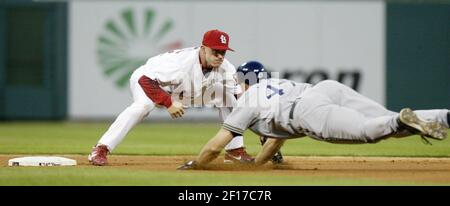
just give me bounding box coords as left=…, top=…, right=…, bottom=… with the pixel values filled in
left=98, top=47, right=244, bottom=151
left=224, top=79, right=449, bottom=143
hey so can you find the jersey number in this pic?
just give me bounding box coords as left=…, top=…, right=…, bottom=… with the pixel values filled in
left=266, top=85, right=284, bottom=99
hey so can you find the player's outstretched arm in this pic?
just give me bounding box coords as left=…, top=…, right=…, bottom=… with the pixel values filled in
left=177, top=128, right=235, bottom=170
left=196, top=128, right=234, bottom=165
left=254, top=138, right=285, bottom=165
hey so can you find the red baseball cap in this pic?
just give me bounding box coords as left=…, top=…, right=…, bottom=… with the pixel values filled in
left=202, top=29, right=234, bottom=51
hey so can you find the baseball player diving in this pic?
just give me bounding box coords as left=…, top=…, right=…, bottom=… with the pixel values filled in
left=178, top=61, right=449, bottom=169
left=88, top=29, right=254, bottom=166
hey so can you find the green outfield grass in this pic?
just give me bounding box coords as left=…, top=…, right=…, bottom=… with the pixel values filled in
left=0, top=167, right=437, bottom=186
left=0, top=122, right=448, bottom=157
left=0, top=122, right=449, bottom=186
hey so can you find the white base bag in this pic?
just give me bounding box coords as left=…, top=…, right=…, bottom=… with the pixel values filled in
left=8, top=156, right=77, bottom=166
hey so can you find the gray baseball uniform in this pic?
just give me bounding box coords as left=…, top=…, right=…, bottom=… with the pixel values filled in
left=224, top=79, right=449, bottom=143
left=223, top=78, right=311, bottom=139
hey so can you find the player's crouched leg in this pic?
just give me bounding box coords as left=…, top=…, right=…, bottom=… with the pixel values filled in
left=88, top=102, right=154, bottom=166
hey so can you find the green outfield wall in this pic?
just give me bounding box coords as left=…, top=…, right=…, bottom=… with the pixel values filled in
left=0, top=0, right=67, bottom=120
left=386, top=2, right=450, bottom=111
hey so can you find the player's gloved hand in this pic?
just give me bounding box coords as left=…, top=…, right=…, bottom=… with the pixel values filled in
left=271, top=151, right=284, bottom=164
left=168, top=101, right=185, bottom=119
left=177, top=160, right=197, bottom=170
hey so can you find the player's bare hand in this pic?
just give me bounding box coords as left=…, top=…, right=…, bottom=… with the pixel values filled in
left=167, top=101, right=185, bottom=118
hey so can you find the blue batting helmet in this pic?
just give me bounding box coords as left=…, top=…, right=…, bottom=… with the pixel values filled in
left=236, top=61, right=269, bottom=85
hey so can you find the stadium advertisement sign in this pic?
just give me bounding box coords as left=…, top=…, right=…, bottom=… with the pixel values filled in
left=69, top=1, right=384, bottom=119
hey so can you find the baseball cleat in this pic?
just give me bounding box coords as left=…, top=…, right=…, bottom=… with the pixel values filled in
left=398, top=108, right=447, bottom=140
left=224, top=147, right=255, bottom=164
left=88, top=144, right=109, bottom=166
left=271, top=151, right=284, bottom=165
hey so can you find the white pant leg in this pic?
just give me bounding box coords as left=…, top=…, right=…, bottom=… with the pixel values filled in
left=297, top=90, right=399, bottom=143
left=312, top=80, right=396, bottom=118
left=415, top=109, right=450, bottom=128
left=98, top=72, right=155, bottom=152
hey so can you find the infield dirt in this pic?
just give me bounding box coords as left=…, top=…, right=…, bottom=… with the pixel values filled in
left=2, top=155, right=450, bottom=184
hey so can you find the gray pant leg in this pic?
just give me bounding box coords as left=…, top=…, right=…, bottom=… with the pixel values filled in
left=296, top=90, right=399, bottom=144
left=312, top=80, right=396, bottom=118
left=321, top=105, right=398, bottom=143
